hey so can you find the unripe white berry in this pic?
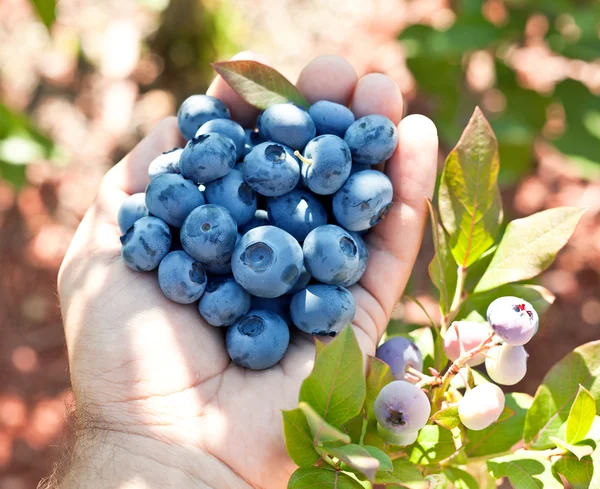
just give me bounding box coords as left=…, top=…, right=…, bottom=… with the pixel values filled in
left=458, top=383, right=505, bottom=431
left=485, top=344, right=528, bottom=385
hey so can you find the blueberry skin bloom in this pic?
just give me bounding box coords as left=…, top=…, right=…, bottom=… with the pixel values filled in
left=376, top=337, right=424, bottom=380
left=177, top=94, right=230, bottom=140
left=374, top=380, right=431, bottom=434
left=486, top=296, right=539, bottom=346
left=333, top=170, right=393, bottom=231
left=243, top=142, right=300, bottom=197
left=180, top=204, right=238, bottom=264
left=117, top=193, right=149, bottom=233
left=308, top=100, right=355, bottom=138
left=180, top=133, right=237, bottom=184
left=290, top=284, right=355, bottom=336
left=267, top=189, right=328, bottom=242
left=232, top=226, right=304, bottom=298
left=145, top=174, right=205, bottom=228
left=303, top=225, right=360, bottom=285
left=120, top=216, right=171, bottom=271
left=196, top=118, right=246, bottom=161
left=344, top=114, right=398, bottom=165
left=198, top=276, right=251, bottom=327
left=158, top=250, right=207, bottom=304
left=204, top=168, right=257, bottom=226
left=258, top=103, right=316, bottom=150
left=226, top=310, right=290, bottom=370
left=300, top=135, right=352, bottom=195
left=148, top=148, right=183, bottom=179
left=339, top=231, right=369, bottom=287
left=239, top=209, right=269, bottom=234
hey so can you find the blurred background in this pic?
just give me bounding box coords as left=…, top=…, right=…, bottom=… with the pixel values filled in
left=0, top=0, right=599, bottom=486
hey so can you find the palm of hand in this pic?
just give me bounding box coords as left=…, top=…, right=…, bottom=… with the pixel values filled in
left=58, top=54, right=437, bottom=489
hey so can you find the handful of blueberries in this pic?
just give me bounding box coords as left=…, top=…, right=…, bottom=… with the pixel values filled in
left=118, top=94, right=397, bottom=370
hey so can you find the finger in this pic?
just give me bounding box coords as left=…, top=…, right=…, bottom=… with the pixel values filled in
left=207, top=51, right=270, bottom=128
left=296, top=55, right=358, bottom=105
left=350, top=73, right=404, bottom=124
left=360, top=115, right=439, bottom=326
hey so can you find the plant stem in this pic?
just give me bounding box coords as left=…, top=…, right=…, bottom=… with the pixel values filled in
left=442, top=265, right=467, bottom=334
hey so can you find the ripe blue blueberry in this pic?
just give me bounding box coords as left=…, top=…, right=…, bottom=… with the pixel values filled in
left=145, top=174, right=205, bottom=227
left=290, top=284, right=355, bottom=336
left=258, top=103, right=316, bottom=150
left=118, top=193, right=149, bottom=233
left=298, top=135, right=352, bottom=195
left=239, top=209, right=269, bottom=234
left=486, top=296, right=539, bottom=346
left=196, top=118, right=246, bottom=161
left=285, top=265, right=311, bottom=296
left=267, top=189, right=328, bottom=242
left=120, top=216, right=171, bottom=271
left=180, top=133, right=236, bottom=184
left=308, top=100, right=355, bottom=137
left=226, top=310, right=290, bottom=370
left=148, top=148, right=183, bottom=179
left=303, top=225, right=360, bottom=285
left=243, top=142, right=300, bottom=197
left=374, top=380, right=431, bottom=435
left=485, top=344, right=528, bottom=386
left=349, top=162, right=371, bottom=176
left=250, top=295, right=291, bottom=324
left=180, top=204, right=238, bottom=264
left=376, top=337, right=424, bottom=380
left=344, top=114, right=398, bottom=165
left=198, top=276, right=251, bottom=327
left=204, top=168, right=257, bottom=226
left=158, top=250, right=207, bottom=304
left=332, top=170, right=393, bottom=231
left=243, top=129, right=265, bottom=156
left=201, top=233, right=240, bottom=275
left=177, top=94, right=230, bottom=140
left=339, top=232, right=369, bottom=287
left=232, top=225, right=303, bottom=298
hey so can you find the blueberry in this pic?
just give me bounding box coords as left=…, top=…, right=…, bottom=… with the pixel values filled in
left=239, top=209, right=269, bottom=234
left=344, top=114, right=398, bottom=165
left=243, top=129, right=265, bottom=156
left=180, top=204, right=238, bottom=264
left=204, top=168, right=257, bottom=226
left=374, top=380, right=431, bottom=434
left=158, top=250, right=207, bottom=304
left=258, top=103, right=316, bottom=150
left=285, top=265, right=311, bottom=295
left=198, top=276, right=251, bottom=327
left=243, top=142, right=300, bottom=197
left=458, top=383, right=505, bottom=431
left=117, top=193, right=149, bottom=233
left=232, top=226, right=303, bottom=298
left=201, top=233, right=240, bottom=275
left=148, top=148, right=183, bottom=179
left=332, top=170, right=393, bottom=231
left=177, top=94, right=230, bottom=140
left=376, top=337, right=424, bottom=380
left=145, top=174, right=205, bottom=227
left=290, top=284, right=355, bottom=336
left=250, top=295, right=291, bottom=324
left=180, top=133, right=237, bottom=184
left=267, top=189, right=328, bottom=242
left=349, top=162, right=371, bottom=176
left=298, top=135, right=352, bottom=195
left=120, top=216, right=171, bottom=271
left=196, top=118, right=246, bottom=161
left=485, top=344, right=528, bottom=386
left=339, top=232, right=369, bottom=287
left=487, top=296, right=539, bottom=346
left=377, top=425, right=419, bottom=446
left=443, top=321, right=492, bottom=367
left=303, top=225, right=360, bottom=285
left=226, top=310, right=290, bottom=370
left=308, top=100, right=355, bottom=138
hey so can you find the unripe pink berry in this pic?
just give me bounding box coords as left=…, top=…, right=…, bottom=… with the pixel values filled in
left=443, top=321, right=491, bottom=366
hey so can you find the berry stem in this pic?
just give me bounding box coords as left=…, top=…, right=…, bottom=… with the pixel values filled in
left=293, top=150, right=313, bottom=166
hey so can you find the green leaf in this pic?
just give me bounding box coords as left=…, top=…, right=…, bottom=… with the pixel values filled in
left=340, top=413, right=365, bottom=445
left=487, top=452, right=563, bottom=489
left=363, top=445, right=392, bottom=472
left=524, top=341, right=600, bottom=449
left=550, top=436, right=594, bottom=460
left=567, top=385, right=597, bottom=444
left=298, top=402, right=351, bottom=445
left=465, top=392, right=533, bottom=458
left=438, top=107, right=503, bottom=268
left=474, top=207, right=585, bottom=292
left=553, top=451, right=599, bottom=489
left=299, top=326, right=366, bottom=428
left=375, top=458, right=425, bottom=485
left=0, top=162, right=27, bottom=189
left=431, top=405, right=460, bottom=430
left=282, top=408, right=320, bottom=467
left=28, top=0, right=56, bottom=29
left=443, top=467, right=478, bottom=489
left=407, top=425, right=457, bottom=465
left=212, top=60, right=309, bottom=110
left=365, top=356, right=394, bottom=423
left=319, top=444, right=379, bottom=482
left=287, top=467, right=365, bottom=489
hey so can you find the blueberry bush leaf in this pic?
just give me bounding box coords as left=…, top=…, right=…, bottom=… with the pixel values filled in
left=374, top=458, right=425, bottom=485
left=212, top=60, right=309, bottom=110
left=282, top=408, right=320, bottom=467
left=549, top=436, right=594, bottom=461
left=474, top=207, right=585, bottom=293
left=28, top=0, right=56, bottom=29
left=443, top=466, right=479, bottom=489
left=431, top=405, right=460, bottom=430
left=363, top=445, right=393, bottom=472
left=318, top=443, right=380, bottom=482
left=407, top=425, right=457, bottom=465
left=487, top=452, right=563, bottom=489
left=553, top=451, right=599, bottom=489
left=566, top=385, right=596, bottom=444
left=438, top=107, right=503, bottom=268
left=298, top=402, right=351, bottom=444
left=365, top=356, right=394, bottom=423
left=524, top=341, right=600, bottom=449
left=287, top=467, right=365, bottom=489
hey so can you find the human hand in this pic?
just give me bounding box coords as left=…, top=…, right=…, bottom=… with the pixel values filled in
left=56, top=53, right=438, bottom=489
